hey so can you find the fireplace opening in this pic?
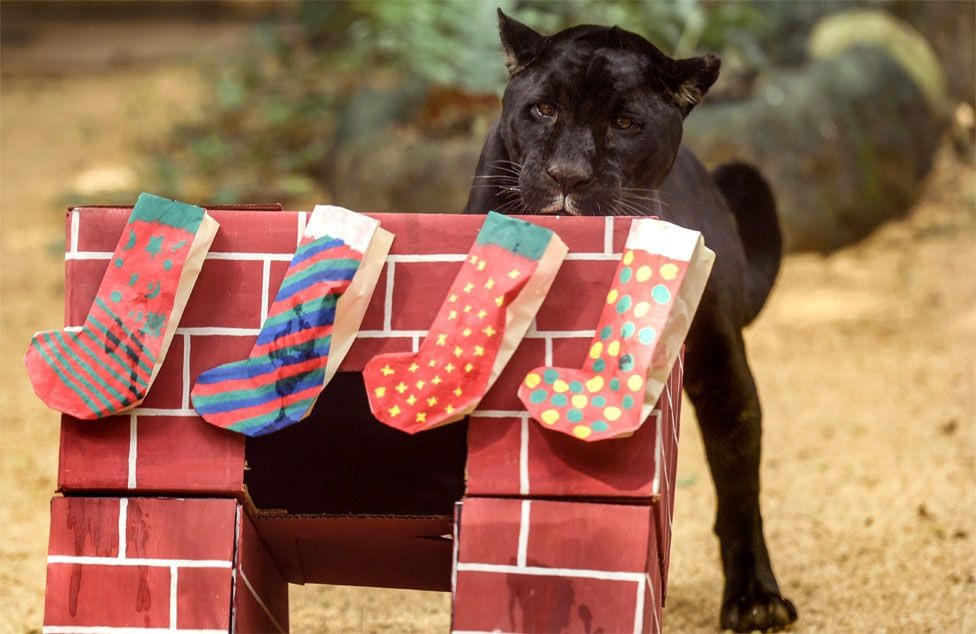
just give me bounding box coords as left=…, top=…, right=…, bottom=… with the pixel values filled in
left=244, top=372, right=468, bottom=516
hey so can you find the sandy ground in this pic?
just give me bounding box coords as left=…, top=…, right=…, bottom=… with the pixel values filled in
left=1, top=18, right=974, bottom=634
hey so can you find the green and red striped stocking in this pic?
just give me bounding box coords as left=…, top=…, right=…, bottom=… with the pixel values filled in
left=363, top=212, right=566, bottom=434
left=25, top=193, right=218, bottom=419
left=518, top=218, right=714, bottom=441
left=191, top=206, right=392, bottom=436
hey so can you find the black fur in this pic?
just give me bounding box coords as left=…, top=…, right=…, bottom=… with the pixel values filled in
left=463, top=11, right=796, bottom=632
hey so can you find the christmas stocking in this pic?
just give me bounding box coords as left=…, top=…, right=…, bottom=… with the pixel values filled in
left=25, top=192, right=219, bottom=419
left=191, top=206, right=392, bottom=436
left=363, top=212, right=567, bottom=434
left=518, top=218, right=714, bottom=442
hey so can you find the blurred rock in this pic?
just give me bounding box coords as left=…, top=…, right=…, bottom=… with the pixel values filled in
left=685, top=43, right=946, bottom=252
left=329, top=136, right=480, bottom=214
left=809, top=9, right=949, bottom=114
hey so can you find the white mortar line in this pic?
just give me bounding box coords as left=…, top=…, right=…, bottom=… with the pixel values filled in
left=127, top=415, right=137, bottom=489
left=633, top=573, right=647, bottom=634
left=544, top=337, right=553, bottom=366
left=387, top=254, right=466, bottom=263
left=181, top=336, right=191, bottom=411
left=117, top=498, right=128, bottom=559
left=652, top=411, right=663, bottom=496
left=455, top=562, right=644, bottom=582
left=411, top=335, right=420, bottom=352
left=64, top=326, right=83, bottom=333
left=175, top=327, right=260, bottom=337
left=128, top=407, right=198, bottom=417
left=70, top=210, right=80, bottom=254
left=529, top=329, right=595, bottom=338
left=469, top=409, right=526, bottom=418
left=516, top=500, right=531, bottom=568
left=205, top=252, right=293, bottom=262
left=297, top=210, right=308, bottom=244
left=65, top=251, right=112, bottom=261
left=229, top=505, right=242, bottom=634
left=260, top=259, right=271, bottom=325
left=648, top=573, right=659, bottom=634
left=383, top=261, right=395, bottom=332
left=565, top=252, right=620, bottom=261
left=450, top=503, right=460, bottom=596
left=356, top=329, right=427, bottom=338
left=41, top=625, right=227, bottom=634
left=604, top=216, right=613, bottom=254
left=169, top=565, right=178, bottom=631
left=519, top=415, right=530, bottom=496
left=47, top=555, right=232, bottom=568
left=239, top=567, right=286, bottom=634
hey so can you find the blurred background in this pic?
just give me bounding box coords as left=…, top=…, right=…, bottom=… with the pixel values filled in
left=1, top=1, right=973, bottom=632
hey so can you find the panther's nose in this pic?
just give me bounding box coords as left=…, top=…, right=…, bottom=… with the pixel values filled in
left=546, top=162, right=592, bottom=194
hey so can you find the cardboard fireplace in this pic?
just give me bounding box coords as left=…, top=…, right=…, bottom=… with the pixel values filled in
left=45, top=205, right=683, bottom=633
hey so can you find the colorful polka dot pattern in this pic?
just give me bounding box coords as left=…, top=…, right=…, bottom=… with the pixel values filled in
left=518, top=248, right=688, bottom=441
left=365, top=213, right=556, bottom=434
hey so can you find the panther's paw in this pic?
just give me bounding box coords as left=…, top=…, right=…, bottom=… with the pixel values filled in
left=720, top=589, right=797, bottom=633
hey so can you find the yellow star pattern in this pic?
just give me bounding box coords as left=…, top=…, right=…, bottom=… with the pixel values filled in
left=462, top=328, right=472, bottom=337
left=463, top=282, right=474, bottom=293
left=374, top=387, right=386, bottom=397
left=477, top=260, right=486, bottom=271
left=436, top=333, right=448, bottom=345
left=416, top=412, right=427, bottom=423
left=408, top=362, right=419, bottom=372
left=473, top=345, right=485, bottom=356
left=427, top=396, right=438, bottom=406
left=477, top=309, right=487, bottom=319
left=483, top=326, right=495, bottom=337
left=508, top=269, right=520, bottom=279
left=448, top=310, right=458, bottom=320
left=380, top=365, right=394, bottom=376
left=395, top=382, right=407, bottom=394
left=484, top=278, right=495, bottom=289
left=406, top=394, right=417, bottom=405
left=389, top=405, right=401, bottom=416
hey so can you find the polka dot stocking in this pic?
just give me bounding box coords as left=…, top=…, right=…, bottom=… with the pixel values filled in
left=518, top=218, right=713, bottom=441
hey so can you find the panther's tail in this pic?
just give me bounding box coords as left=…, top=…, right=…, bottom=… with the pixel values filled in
left=712, top=162, right=782, bottom=325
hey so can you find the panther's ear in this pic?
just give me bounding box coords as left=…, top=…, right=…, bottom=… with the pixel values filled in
left=668, top=54, right=721, bottom=115
left=498, top=9, right=544, bottom=77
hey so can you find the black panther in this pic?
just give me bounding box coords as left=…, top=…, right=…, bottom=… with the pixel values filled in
left=463, top=11, right=795, bottom=632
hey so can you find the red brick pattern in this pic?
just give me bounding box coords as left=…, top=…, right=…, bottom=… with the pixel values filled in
left=60, top=208, right=648, bottom=496
left=466, top=360, right=680, bottom=500
left=57, top=208, right=684, bottom=631
left=453, top=498, right=663, bottom=634
left=234, top=506, right=289, bottom=633
left=44, top=497, right=289, bottom=633
left=45, top=497, right=237, bottom=632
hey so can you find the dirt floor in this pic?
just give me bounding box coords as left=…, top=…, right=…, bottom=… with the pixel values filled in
left=1, top=17, right=974, bottom=634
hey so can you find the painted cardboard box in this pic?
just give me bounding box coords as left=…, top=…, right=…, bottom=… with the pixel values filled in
left=50, top=205, right=681, bottom=630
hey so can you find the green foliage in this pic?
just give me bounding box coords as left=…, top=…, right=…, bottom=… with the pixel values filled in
left=144, top=0, right=789, bottom=206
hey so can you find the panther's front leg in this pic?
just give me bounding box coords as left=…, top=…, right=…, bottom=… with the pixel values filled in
left=684, top=316, right=797, bottom=633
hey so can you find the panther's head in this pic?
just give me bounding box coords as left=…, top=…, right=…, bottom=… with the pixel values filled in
left=491, top=10, right=719, bottom=216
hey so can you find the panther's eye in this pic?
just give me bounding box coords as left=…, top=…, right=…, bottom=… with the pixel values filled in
left=536, top=102, right=557, bottom=118
left=613, top=116, right=635, bottom=130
